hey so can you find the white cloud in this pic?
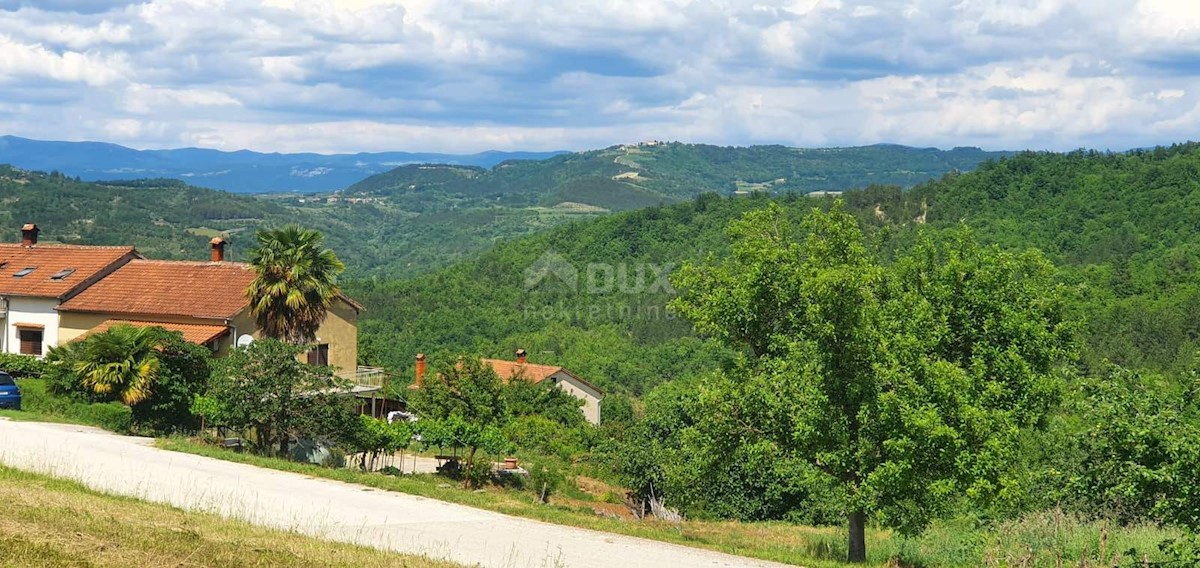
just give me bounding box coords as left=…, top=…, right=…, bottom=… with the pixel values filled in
left=0, top=0, right=1197, bottom=153
left=0, top=34, right=128, bottom=85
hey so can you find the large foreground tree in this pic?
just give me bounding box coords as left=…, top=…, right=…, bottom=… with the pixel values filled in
left=671, top=203, right=1073, bottom=562
left=208, top=339, right=356, bottom=456
left=247, top=225, right=345, bottom=344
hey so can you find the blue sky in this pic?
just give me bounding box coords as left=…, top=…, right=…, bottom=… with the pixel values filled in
left=0, top=0, right=1197, bottom=154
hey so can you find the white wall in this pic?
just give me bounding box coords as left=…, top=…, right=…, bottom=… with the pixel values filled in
left=2, top=297, right=61, bottom=356
left=549, top=370, right=602, bottom=425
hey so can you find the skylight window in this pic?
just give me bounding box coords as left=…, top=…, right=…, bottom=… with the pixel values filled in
left=12, top=267, right=35, bottom=278
left=49, top=268, right=75, bottom=280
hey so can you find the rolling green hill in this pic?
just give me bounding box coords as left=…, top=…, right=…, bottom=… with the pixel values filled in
left=349, top=143, right=1200, bottom=394
left=344, top=142, right=1010, bottom=211
left=2, top=142, right=1008, bottom=280
left=0, top=167, right=283, bottom=258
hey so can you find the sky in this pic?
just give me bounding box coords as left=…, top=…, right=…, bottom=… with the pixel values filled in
left=0, top=0, right=1197, bottom=154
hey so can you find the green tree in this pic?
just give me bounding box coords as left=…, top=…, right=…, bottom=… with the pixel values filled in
left=670, top=203, right=1072, bottom=562
left=129, top=333, right=212, bottom=434
left=409, top=358, right=510, bottom=483
left=503, top=378, right=585, bottom=427
left=68, top=325, right=164, bottom=406
left=247, top=225, right=345, bottom=343
left=208, top=338, right=354, bottom=456
left=350, top=415, right=414, bottom=471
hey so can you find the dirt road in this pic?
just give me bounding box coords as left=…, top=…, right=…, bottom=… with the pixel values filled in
left=0, top=419, right=794, bottom=568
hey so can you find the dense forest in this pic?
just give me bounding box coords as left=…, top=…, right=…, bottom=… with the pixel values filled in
left=352, top=143, right=1200, bottom=388
left=346, top=143, right=1200, bottom=562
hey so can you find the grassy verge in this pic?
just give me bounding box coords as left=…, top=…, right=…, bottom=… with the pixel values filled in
left=160, top=438, right=873, bottom=567
left=0, top=465, right=459, bottom=568
left=0, top=378, right=131, bottom=432
left=160, top=439, right=1173, bottom=567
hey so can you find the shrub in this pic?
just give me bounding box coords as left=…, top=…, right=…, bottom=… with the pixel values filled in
left=73, top=402, right=133, bottom=433
left=502, top=415, right=586, bottom=460
left=130, top=336, right=212, bottom=435
left=321, top=448, right=347, bottom=469
left=528, top=461, right=565, bottom=504
left=0, top=353, right=49, bottom=378
left=463, top=458, right=495, bottom=489
left=15, top=379, right=132, bottom=433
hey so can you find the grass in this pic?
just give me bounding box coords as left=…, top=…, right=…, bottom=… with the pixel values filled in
left=0, top=379, right=131, bottom=432
left=0, top=465, right=459, bottom=568
left=159, top=438, right=873, bottom=567
left=158, top=439, right=1183, bottom=567
left=5, top=378, right=1180, bottom=567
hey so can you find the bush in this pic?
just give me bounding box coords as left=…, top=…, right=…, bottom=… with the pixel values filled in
left=463, top=458, right=495, bottom=489
left=129, top=336, right=212, bottom=435
left=15, top=378, right=132, bottom=433
left=73, top=402, right=133, bottom=433
left=321, top=448, right=347, bottom=469
left=502, top=415, right=586, bottom=460
left=528, top=461, right=565, bottom=504
left=0, top=353, right=49, bottom=378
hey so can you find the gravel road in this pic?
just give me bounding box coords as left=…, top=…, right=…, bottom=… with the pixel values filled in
left=0, top=419, right=795, bottom=568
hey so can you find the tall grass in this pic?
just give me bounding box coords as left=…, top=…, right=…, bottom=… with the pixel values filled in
left=0, top=465, right=460, bottom=567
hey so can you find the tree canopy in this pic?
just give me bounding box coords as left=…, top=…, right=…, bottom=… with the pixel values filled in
left=247, top=225, right=345, bottom=344
left=670, top=203, right=1073, bottom=562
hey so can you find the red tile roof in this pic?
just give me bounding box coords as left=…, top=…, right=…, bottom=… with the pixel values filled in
left=481, top=358, right=603, bottom=395
left=58, top=260, right=257, bottom=319
left=79, top=319, right=229, bottom=345
left=482, top=359, right=565, bottom=383
left=0, top=244, right=138, bottom=299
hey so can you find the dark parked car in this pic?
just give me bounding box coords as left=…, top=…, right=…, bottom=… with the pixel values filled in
left=0, top=372, right=21, bottom=410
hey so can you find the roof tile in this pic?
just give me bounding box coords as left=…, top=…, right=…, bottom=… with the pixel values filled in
left=80, top=319, right=229, bottom=345
left=0, top=244, right=137, bottom=299
left=481, top=359, right=564, bottom=383
left=59, top=260, right=256, bottom=319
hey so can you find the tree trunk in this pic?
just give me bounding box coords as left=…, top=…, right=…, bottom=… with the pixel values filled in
left=848, top=510, right=867, bottom=563
left=462, top=446, right=477, bottom=489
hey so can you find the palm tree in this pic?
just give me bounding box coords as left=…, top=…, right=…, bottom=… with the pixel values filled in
left=246, top=226, right=345, bottom=344
left=73, top=325, right=164, bottom=405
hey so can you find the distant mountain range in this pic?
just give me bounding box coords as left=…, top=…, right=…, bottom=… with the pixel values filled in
left=0, top=136, right=565, bottom=194
left=344, top=141, right=1013, bottom=211
left=0, top=139, right=1014, bottom=279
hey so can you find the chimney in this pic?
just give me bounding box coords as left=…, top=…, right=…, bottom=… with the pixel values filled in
left=20, top=223, right=38, bottom=247
left=414, top=353, right=426, bottom=387
left=516, top=348, right=527, bottom=364
left=210, top=237, right=227, bottom=262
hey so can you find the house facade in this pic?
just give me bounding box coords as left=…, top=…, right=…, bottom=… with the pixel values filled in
left=481, top=350, right=603, bottom=425
left=411, top=349, right=603, bottom=424
left=0, top=225, right=360, bottom=380
left=0, top=224, right=139, bottom=356
left=57, top=239, right=361, bottom=379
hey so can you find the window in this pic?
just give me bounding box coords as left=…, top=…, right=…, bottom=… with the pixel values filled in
left=0, top=373, right=13, bottom=386
left=306, top=344, right=329, bottom=366
left=18, top=328, right=43, bottom=356
left=12, top=267, right=35, bottom=278
left=49, top=268, right=76, bottom=280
